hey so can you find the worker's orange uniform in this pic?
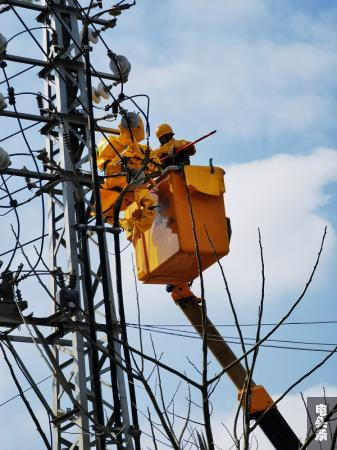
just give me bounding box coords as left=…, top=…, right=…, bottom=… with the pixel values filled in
left=154, top=137, right=196, bottom=168
left=96, top=115, right=161, bottom=239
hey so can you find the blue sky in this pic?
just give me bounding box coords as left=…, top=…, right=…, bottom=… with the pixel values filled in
left=0, top=1, right=336, bottom=449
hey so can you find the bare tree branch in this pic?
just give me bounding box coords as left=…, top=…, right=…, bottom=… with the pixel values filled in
left=208, top=226, right=327, bottom=387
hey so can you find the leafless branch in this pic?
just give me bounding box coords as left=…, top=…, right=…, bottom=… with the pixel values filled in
left=208, top=226, right=327, bottom=387
left=250, top=341, right=337, bottom=433
left=147, top=407, right=158, bottom=450
left=131, top=252, right=145, bottom=372
left=179, top=384, right=193, bottom=446
left=184, top=178, right=215, bottom=450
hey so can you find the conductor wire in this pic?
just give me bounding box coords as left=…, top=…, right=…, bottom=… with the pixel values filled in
left=0, top=341, right=52, bottom=449
left=0, top=174, right=21, bottom=271
left=1, top=65, right=46, bottom=275
left=8, top=3, right=124, bottom=163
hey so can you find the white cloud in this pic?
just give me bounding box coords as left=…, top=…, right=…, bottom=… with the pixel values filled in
left=104, top=0, right=337, bottom=147
left=121, top=148, right=337, bottom=317
left=212, top=383, right=337, bottom=449
left=126, top=40, right=336, bottom=143
left=203, top=148, right=337, bottom=304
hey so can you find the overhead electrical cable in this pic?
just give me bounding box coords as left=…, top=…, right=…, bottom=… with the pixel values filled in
left=125, top=324, right=337, bottom=353
left=0, top=121, right=40, bottom=143
left=0, top=342, right=52, bottom=449
left=0, top=64, right=36, bottom=86
left=1, top=65, right=46, bottom=275
left=0, top=174, right=21, bottom=271
left=128, top=320, right=337, bottom=328
left=0, top=373, right=52, bottom=408
left=8, top=3, right=124, bottom=163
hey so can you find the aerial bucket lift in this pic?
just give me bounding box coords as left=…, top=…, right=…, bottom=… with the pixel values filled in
left=132, top=165, right=230, bottom=283
left=127, top=164, right=301, bottom=450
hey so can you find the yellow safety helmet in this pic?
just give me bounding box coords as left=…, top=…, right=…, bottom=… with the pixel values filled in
left=156, top=123, right=173, bottom=139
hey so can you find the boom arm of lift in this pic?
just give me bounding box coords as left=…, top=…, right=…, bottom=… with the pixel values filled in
left=174, top=294, right=301, bottom=450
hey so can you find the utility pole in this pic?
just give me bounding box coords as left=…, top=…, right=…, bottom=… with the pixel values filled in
left=0, top=1, right=137, bottom=449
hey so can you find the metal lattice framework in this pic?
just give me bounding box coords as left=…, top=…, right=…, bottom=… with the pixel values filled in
left=0, top=1, right=137, bottom=449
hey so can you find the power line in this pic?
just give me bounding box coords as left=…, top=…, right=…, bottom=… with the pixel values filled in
left=0, top=342, right=52, bottom=449
left=1, top=65, right=46, bottom=274
left=127, top=320, right=337, bottom=328
left=0, top=373, right=51, bottom=408
left=0, top=121, right=40, bottom=143
left=126, top=324, right=337, bottom=353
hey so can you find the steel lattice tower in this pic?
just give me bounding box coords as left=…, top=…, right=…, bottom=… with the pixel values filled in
left=0, top=1, right=137, bottom=449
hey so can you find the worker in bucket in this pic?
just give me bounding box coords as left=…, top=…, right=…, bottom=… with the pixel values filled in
left=154, top=123, right=196, bottom=169
left=96, top=112, right=160, bottom=239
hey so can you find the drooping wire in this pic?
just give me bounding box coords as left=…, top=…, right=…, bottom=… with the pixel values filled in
left=0, top=64, right=36, bottom=86
left=125, top=323, right=337, bottom=353
left=1, top=8, right=138, bottom=442
left=0, top=183, right=30, bottom=201
left=3, top=91, right=56, bottom=111
left=0, top=5, right=149, bottom=444
left=4, top=26, right=53, bottom=47
left=2, top=339, right=54, bottom=446
left=0, top=121, right=40, bottom=143
left=129, top=320, right=337, bottom=328
left=0, top=174, right=21, bottom=271
left=58, top=0, right=152, bottom=139
left=0, top=341, right=52, bottom=449
left=0, top=207, right=14, bottom=217
left=1, top=65, right=46, bottom=275
left=7, top=3, right=124, bottom=163
left=15, top=240, right=130, bottom=443
left=0, top=372, right=52, bottom=408
left=72, top=0, right=126, bottom=94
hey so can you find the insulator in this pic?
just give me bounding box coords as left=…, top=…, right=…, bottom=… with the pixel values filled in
left=16, top=288, right=23, bottom=302
left=51, top=31, right=58, bottom=46
left=80, top=27, right=98, bottom=45
left=7, top=87, right=15, bottom=106
left=63, top=132, right=72, bottom=150
left=0, top=92, right=7, bottom=111
left=88, top=28, right=99, bottom=44
left=36, top=93, right=44, bottom=111
left=0, top=147, right=11, bottom=171
left=120, top=111, right=139, bottom=130
left=109, top=54, right=131, bottom=82
left=24, top=171, right=36, bottom=190
left=111, top=101, right=119, bottom=117
left=114, top=3, right=134, bottom=11
left=92, top=87, right=101, bottom=104
left=96, top=82, right=110, bottom=100
left=36, top=149, right=49, bottom=163
left=56, top=267, right=66, bottom=289
left=24, top=166, right=31, bottom=187
left=68, top=271, right=77, bottom=290
left=92, top=82, right=110, bottom=104
left=0, top=33, right=7, bottom=54
left=60, top=123, right=72, bottom=150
